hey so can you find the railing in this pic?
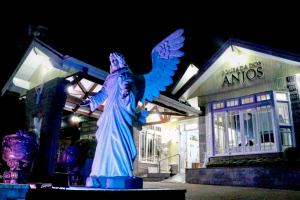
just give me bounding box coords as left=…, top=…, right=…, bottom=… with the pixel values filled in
left=158, top=154, right=180, bottom=174
left=140, top=155, right=159, bottom=164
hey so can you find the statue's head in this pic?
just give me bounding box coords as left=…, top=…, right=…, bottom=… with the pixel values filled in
left=109, top=52, right=127, bottom=73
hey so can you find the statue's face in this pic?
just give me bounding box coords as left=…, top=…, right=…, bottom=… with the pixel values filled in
left=109, top=53, right=125, bottom=73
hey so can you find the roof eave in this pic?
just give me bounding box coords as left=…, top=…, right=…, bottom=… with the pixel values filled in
left=178, top=38, right=300, bottom=100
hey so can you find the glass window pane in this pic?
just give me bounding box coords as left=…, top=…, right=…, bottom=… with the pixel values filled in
left=257, top=105, right=275, bottom=151
left=213, top=102, right=224, bottom=110
left=214, top=113, right=226, bottom=155
left=243, top=109, right=257, bottom=152
left=227, top=111, right=242, bottom=153
left=211, top=91, right=294, bottom=156
left=276, top=93, right=288, bottom=101
left=227, top=99, right=239, bottom=107
left=139, top=126, right=161, bottom=163
left=242, top=96, right=254, bottom=104
left=277, top=102, right=290, bottom=124
left=257, top=93, right=271, bottom=102
left=280, top=127, right=292, bottom=150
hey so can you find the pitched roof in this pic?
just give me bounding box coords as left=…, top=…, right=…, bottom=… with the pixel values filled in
left=2, top=39, right=201, bottom=116
left=176, top=38, right=300, bottom=100
left=1, top=38, right=108, bottom=96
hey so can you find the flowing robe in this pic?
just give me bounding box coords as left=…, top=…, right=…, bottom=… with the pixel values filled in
left=89, top=67, right=137, bottom=177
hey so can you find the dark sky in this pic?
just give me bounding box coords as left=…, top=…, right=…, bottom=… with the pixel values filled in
left=0, top=1, right=300, bottom=131
left=2, top=1, right=300, bottom=91
left=0, top=1, right=300, bottom=86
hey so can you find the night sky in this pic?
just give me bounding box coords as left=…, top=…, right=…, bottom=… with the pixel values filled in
left=0, top=1, right=300, bottom=132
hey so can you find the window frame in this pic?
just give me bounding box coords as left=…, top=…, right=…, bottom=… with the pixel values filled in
left=138, top=125, right=161, bottom=164
left=274, top=91, right=295, bottom=151
left=210, top=91, right=294, bottom=157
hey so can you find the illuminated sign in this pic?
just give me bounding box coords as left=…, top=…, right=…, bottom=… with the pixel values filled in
left=222, top=61, right=264, bottom=87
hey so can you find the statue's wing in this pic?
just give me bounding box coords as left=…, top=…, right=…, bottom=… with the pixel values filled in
left=140, top=29, right=185, bottom=103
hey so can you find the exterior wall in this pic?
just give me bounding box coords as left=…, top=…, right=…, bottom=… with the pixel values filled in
left=198, top=116, right=206, bottom=165
left=133, top=118, right=202, bottom=175
left=195, top=53, right=300, bottom=160
left=186, top=166, right=300, bottom=189
left=25, top=77, right=68, bottom=180
left=286, top=75, right=300, bottom=147
left=196, top=54, right=300, bottom=105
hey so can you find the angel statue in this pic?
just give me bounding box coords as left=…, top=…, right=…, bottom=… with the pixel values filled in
left=80, top=29, right=185, bottom=189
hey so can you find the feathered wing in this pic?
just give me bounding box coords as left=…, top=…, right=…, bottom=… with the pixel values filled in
left=140, top=29, right=185, bottom=103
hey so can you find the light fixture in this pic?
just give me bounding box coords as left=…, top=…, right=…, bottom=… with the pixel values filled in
left=33, top=48, right=53, bottom=70
left=172, top=64, right=199, bottom=94
left=227, top=45, right=247, bottom=66
left=71, top=115, right=80, bottom=123
left=67, top=85, right=74, bottom=94
left=151, top=114, right=160, bottom=121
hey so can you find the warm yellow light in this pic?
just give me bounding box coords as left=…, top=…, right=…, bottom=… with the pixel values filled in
left=36, top=54, right=53, bottom=70
left=152, top=114, right=160, bottom=121
left=170, top=118, right=178, bottom=122
left=224, top=46, right=248, bottom=66
left=71, top=115, right=81, bottom=123
left=67, top=85, right=74, bottom=94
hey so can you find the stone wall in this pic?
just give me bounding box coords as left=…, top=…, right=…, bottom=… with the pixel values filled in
left=186, top=166, right=300, bottom=189
left=209, top=153, right=281, bottom=164
left=25, top=78, right=68, bottom=181
left=0, top=184, right=29, bottom=200
left=198, top=116, right=206, bottom=164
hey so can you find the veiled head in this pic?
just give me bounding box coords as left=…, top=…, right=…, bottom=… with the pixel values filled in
left=109, top=52, right=126, bottom=73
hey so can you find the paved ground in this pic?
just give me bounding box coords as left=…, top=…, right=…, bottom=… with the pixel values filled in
left=144, top=182, right=300, bottom=200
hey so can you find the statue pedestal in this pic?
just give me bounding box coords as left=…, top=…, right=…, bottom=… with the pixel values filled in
left=0, top=183, right=30, bottom=200
left=86, top=176, right=143, bottom=189
left=26, top=186, right=186, bottom=200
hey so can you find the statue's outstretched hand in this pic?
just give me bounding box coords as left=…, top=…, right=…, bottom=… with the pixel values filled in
left=80, top=99, right=91, bottom=106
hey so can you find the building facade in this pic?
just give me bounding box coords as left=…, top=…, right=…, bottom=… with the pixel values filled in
left=180, top=39, right=300, bottom=162
left=4, top=38, right=300, bottom=181
left=2, top=39, right=201, bottom=179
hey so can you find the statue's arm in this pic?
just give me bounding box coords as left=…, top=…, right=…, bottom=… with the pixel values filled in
left=119, top=71, right=134, bottom=98
left=89, top=86, right=108, bottom=112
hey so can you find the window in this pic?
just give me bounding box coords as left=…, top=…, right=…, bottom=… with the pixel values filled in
left=257, top=93, right=271, bottom=102
left=275, top=92, right=293, bottom=150
left=185, top=123, right=198, bottom=131
left=214, top=112, right=226, bottom=155
left=227, top=111, right=241, bottom=153
left=243, top=109, right=258, bottom=152
left=276, top=93, right=288, bottom=101
left=241, top=96, right=254, bottom=104
left=213, top=102, right=224, bottom=110
left=257, top=105, right=275, bottom=151
left=280, top=127, right=292, bottom=150
left=226, top=99, right=239, bottom=107
left=211, top=91, right=293, bottom=156
left=139, top=126, right=161, bottom=163
left=277, top=102, right=290, bottom=124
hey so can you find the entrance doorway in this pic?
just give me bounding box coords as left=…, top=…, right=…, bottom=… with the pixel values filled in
left=179, top=123, right=200, bottom=173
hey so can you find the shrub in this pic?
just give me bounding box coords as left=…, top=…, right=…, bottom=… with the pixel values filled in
left=74, top=138, right=97, bottom=159
left=206, top=157, right=286, bottom=167
left=283, top=147, right=300, bottom=162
